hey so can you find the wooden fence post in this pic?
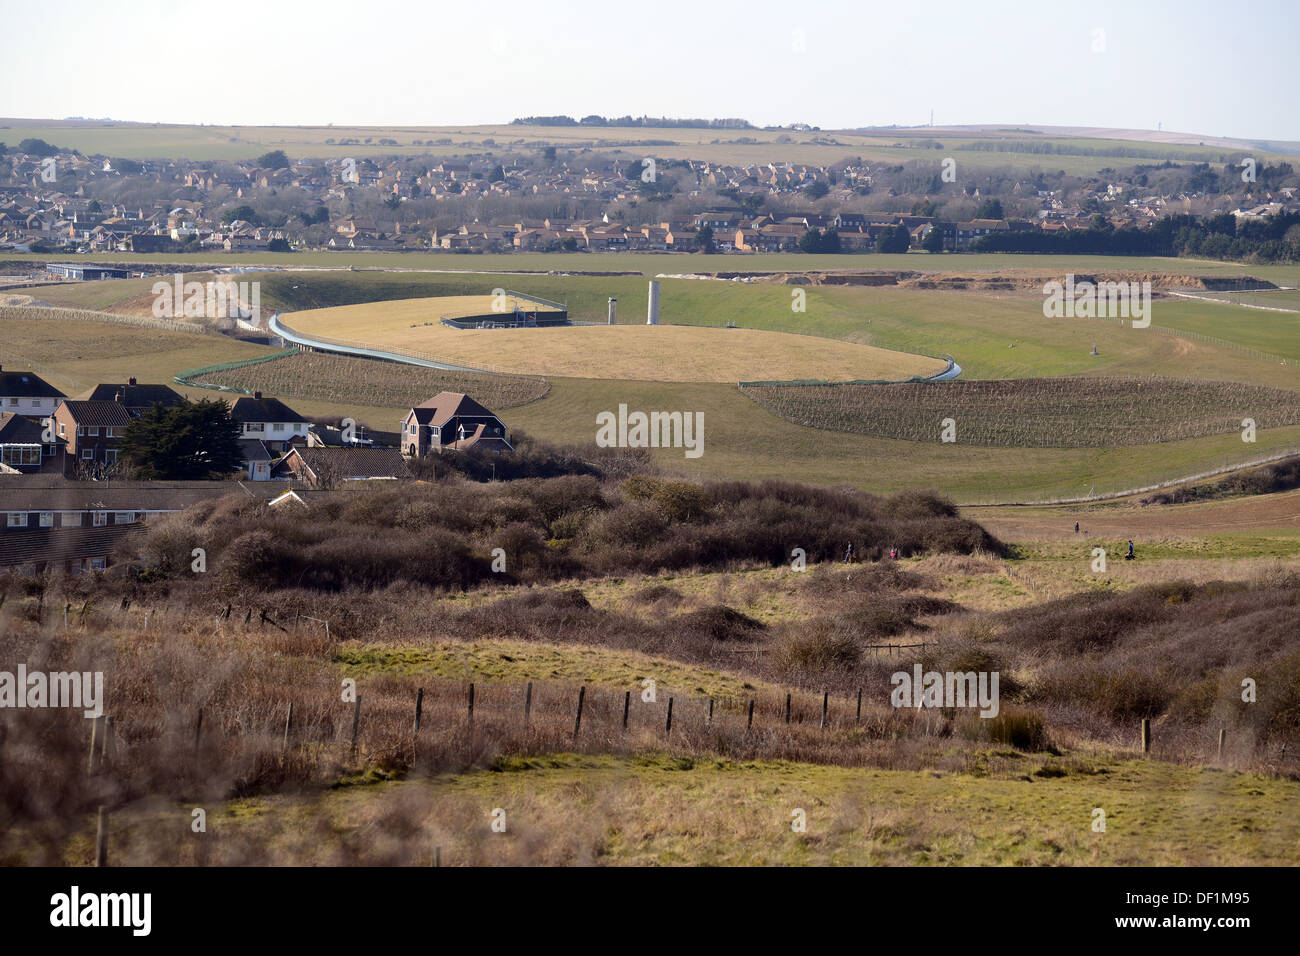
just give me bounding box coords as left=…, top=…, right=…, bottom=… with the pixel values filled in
left=622, top=690, right=630, bottom=731
left=1141, top=718, right=1151, bottom=754
left=856, top=688, right=863, bottom=724
left=87, top=716, right=99, bottom=774
left=467, top=683, right=475, bottom=726
left=282, top=702, right=293, bottom=752
left=820, top=692, right=828, bottom=730
left=747, top=700, right=754, bottom=730
left=414, top=688, right=423, bottom=733
left=194, top=708, right=203, bottom=755
left=707, top=698, right=714, bottom=728
left=665, top=697, right=674, bottom=734
left=351, top=696, right=361, bottom=756
left=95, top=807, right=108, bottom=867
left=432, top=845, right=441, bottom=868
left=101, top=715, right=115, bottom=768
left=785, top=693, right=791, bottom=724
left=573, top=686, right=585, bottom=740
left=1217, top=727, right=1226, bottom=761
left=524, top=682, right=533, bottom=726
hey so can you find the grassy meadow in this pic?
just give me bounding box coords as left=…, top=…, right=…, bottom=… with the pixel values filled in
left=5, top=119, right=1284, bottom=173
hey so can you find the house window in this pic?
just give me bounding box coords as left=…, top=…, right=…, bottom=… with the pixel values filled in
left=93, top=512, right=107, bottom=526
left=6, top=512, right=27, bottom=528
left=247, top=422, right=264, bottom=433
left=114, top=512, right=132, bottom=523
left=105, top=449, right=118, bottom=464
left=59, top=423, right=66, bottom=436
left=86, top=426, right=99, bottom=436
left=76, top=426, right=84, bottom=436
left=32, top=399, right=41, bottom=407
left=5, top=398, right=16, bottom=406
left=62, top=511, right=81, bottom=526
left=82, top=448, right=94, bottom=460
left=39, top=512, right=53, bottom=527
left=89, top=557, right=106, bottom=571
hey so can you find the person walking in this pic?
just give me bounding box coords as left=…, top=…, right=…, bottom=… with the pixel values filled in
left=844, top=541, right=855, bottom=564
left=1074, top=521, right=1079, bottom=534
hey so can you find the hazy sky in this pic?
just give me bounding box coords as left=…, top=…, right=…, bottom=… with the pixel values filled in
left=2, top=0, right=1296, bottom=140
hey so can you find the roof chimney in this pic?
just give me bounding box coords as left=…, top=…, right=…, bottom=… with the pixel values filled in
left=127, top=376, right=137, bottom=386
left=254, top=390, right=263, bottom=400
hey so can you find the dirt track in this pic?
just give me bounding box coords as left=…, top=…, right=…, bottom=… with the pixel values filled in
left=965, top=488, right=1300, bottom=542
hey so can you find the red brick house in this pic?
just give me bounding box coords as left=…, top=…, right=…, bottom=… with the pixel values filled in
left=51, top=400, right=131, bottom=475
left=401, top=392, right=511, bottom=456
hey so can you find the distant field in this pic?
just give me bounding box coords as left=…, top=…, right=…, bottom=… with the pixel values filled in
left=0, top=312, right=275, bottom=397
left=741, top=377, right=1300, bottom=446
left=504, top=377, right=1300, bottom=502
left=2, top=119, right=1272, bottom=173
left=287, top=297, right=949, bottom=382
left=193, top=350, right=550, bottom=410
left=7, top=251, right=1300, bottom=287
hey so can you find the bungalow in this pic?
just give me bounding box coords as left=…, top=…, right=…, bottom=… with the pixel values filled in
left=238, top=439, right=276, bottom=481
left=228, top=392, right=310, bottom=453
left=0, top=363, right=66, bottom=417
left=401, top=392, right=511, bottom=456
left=275, top=446, right=411, bottom=488
left=0, top=523, right=148, bottom=574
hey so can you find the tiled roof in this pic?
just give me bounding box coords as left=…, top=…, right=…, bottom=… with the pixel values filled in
left=85, top=383, right=185, bottom=407
left=0, top=368, right=65, bottom=399
left=0, top=523, right=148, bottom=569
left=287, top=446, right=410, bottom=480
left=409, top=392, right=498, bottom=428
left=228, top=396, right=309, bottom=424
left=0, top=411, right=45, bottom=444
left=57, top=400, right=132, bottom=427
left=0, top=476, right=284, bottom=511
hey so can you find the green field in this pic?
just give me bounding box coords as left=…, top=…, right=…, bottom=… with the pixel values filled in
left=70, top=752, right=1300, bottom=866
left=7, top=261, right=1300, bottom=502
left=7, top=251, right=1300, bottom=288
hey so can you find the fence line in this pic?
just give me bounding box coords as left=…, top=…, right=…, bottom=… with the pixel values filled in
left=174, top=348, right=302, bottom=394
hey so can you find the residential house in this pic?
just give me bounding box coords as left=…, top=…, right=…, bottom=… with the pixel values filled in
left=274, top=446, right=411, bottom=487
left=85, top=379, right=185, bottom=417
left=228, top=392, right=310, bottom=453
left=401, top=392, right=511, bottom=456
left=0, top=363, right=67, bottom=416
left=51, top=400, right=131, bottom=475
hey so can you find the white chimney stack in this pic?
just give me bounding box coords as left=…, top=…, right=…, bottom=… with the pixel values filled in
left=646, top=281, right=660, bottom=325
left=608, top=297, right=617, bottom=325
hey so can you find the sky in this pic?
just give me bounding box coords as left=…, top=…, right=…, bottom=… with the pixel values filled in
left=1, top=0, right=1297, bottom=141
